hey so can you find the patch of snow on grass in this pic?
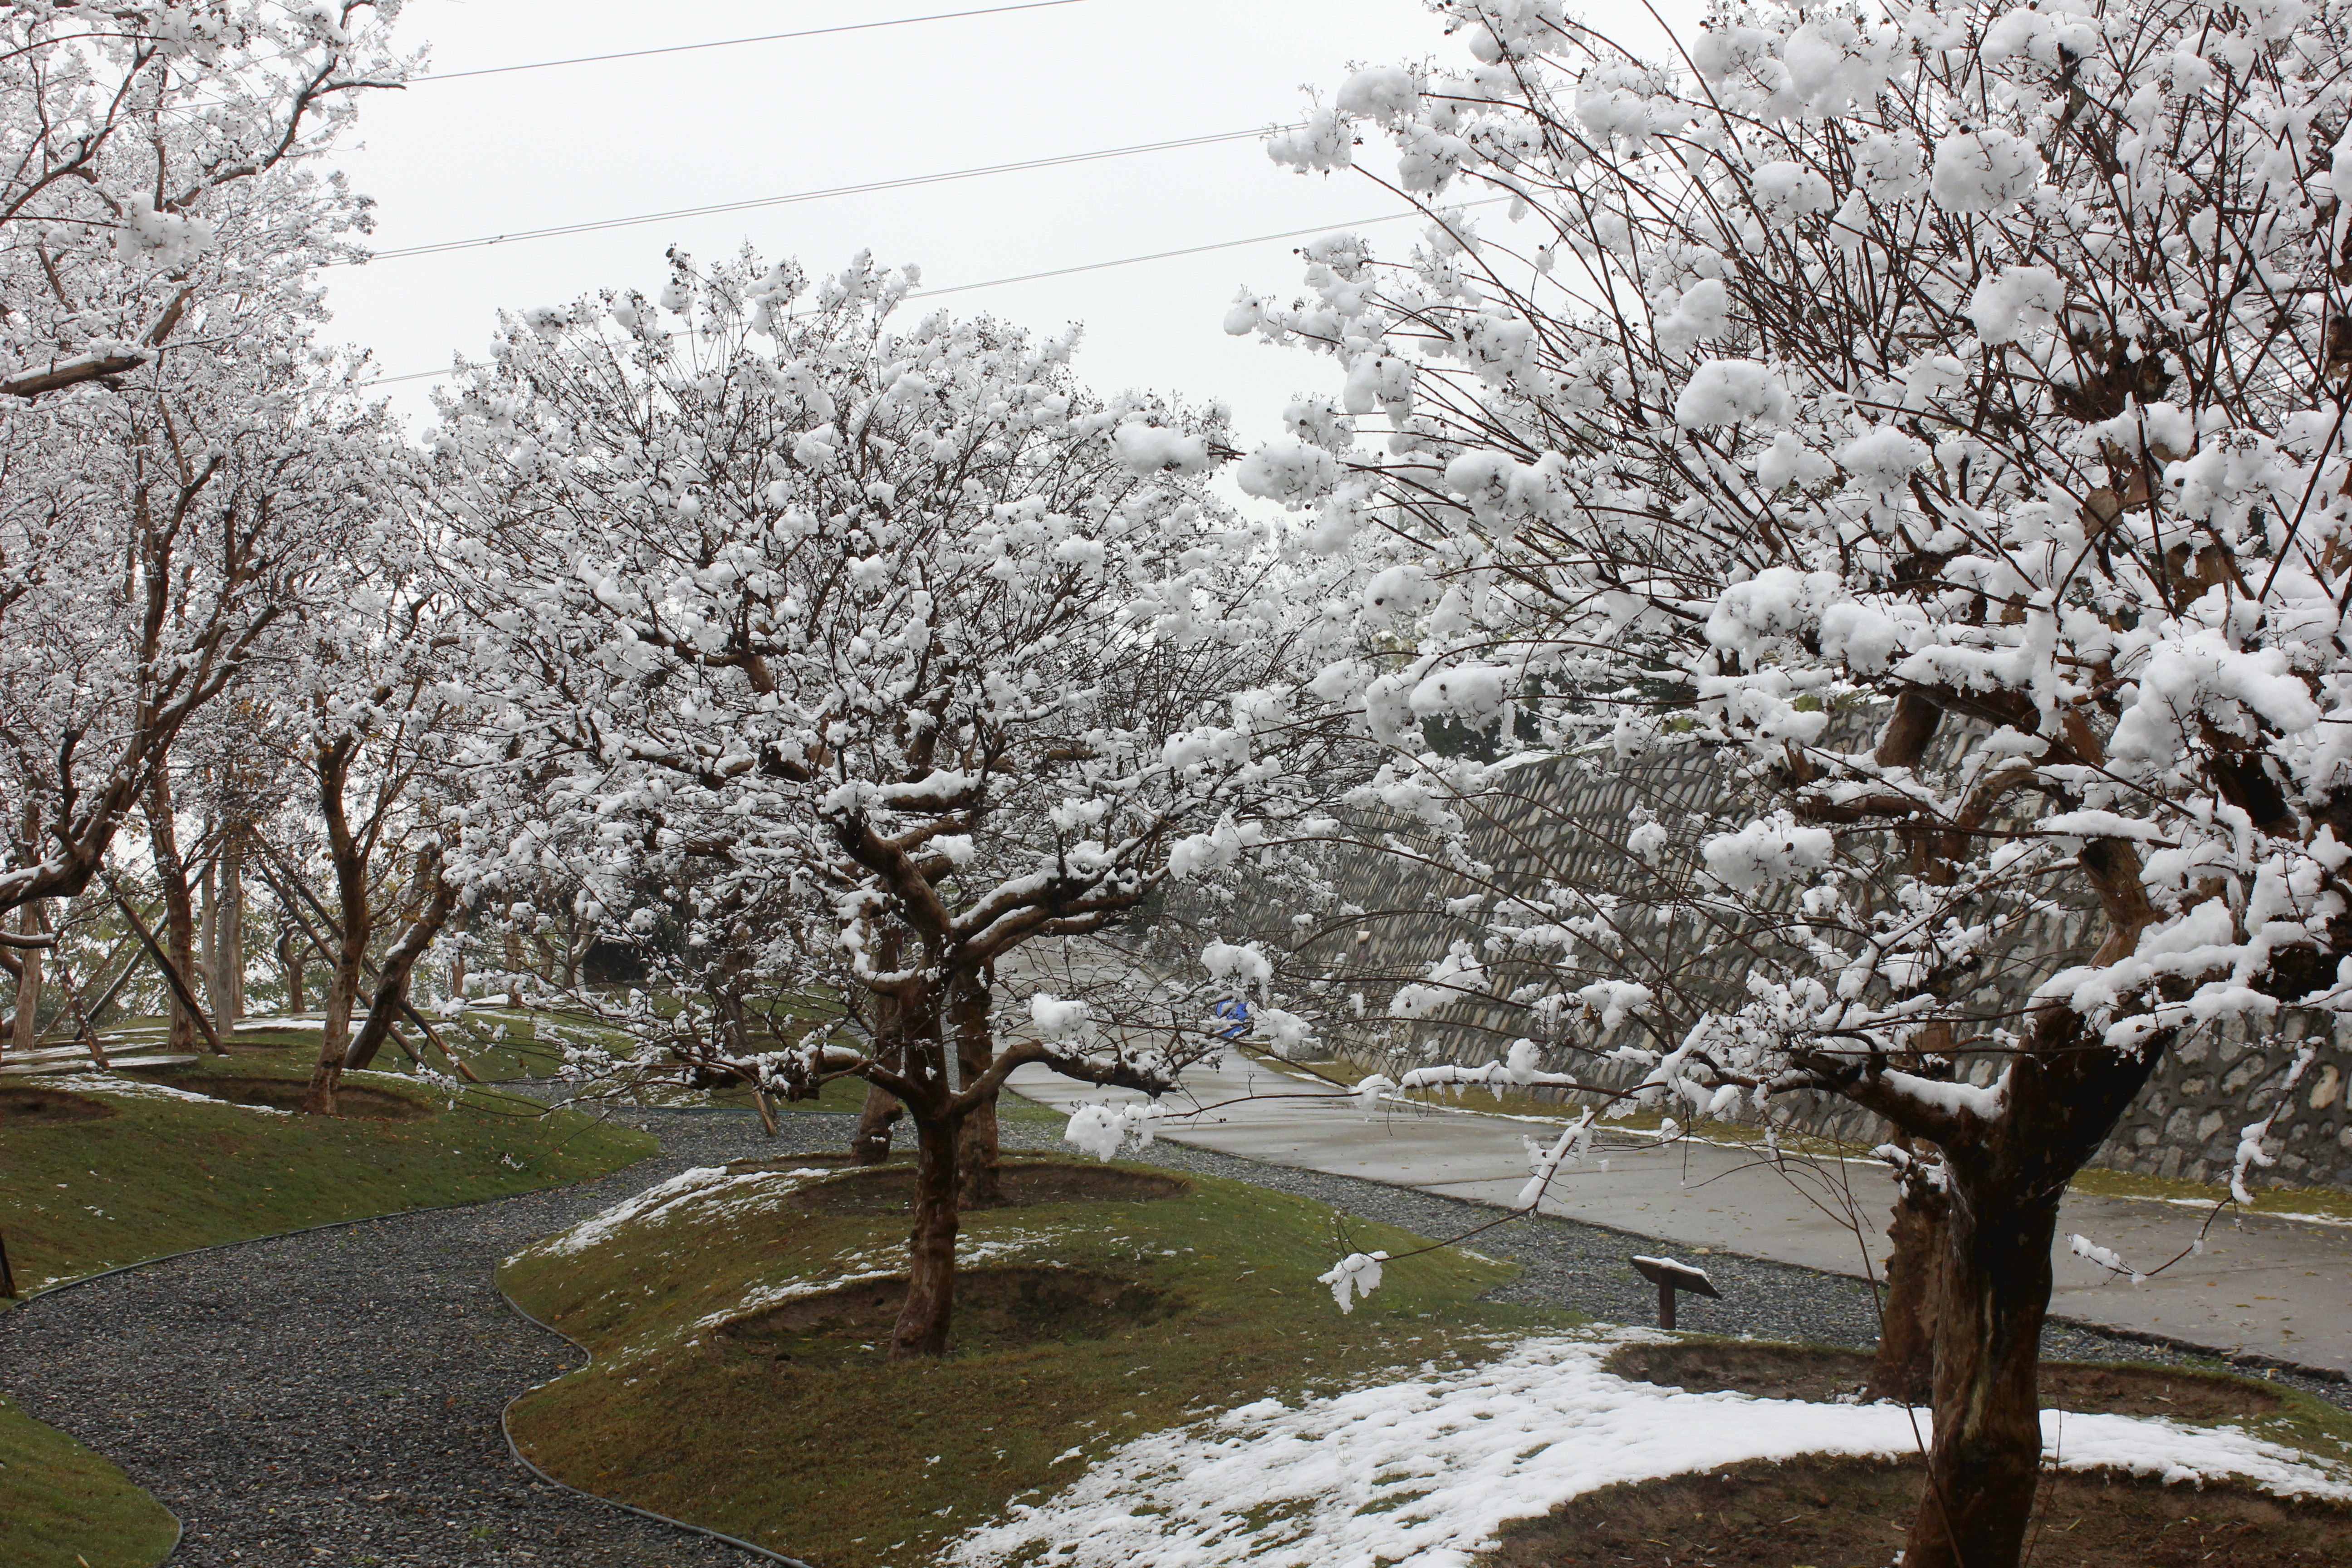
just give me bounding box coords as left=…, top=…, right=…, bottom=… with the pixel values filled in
left=950, top=1335, right=2352, bottom=1568
left=530, top=1166, right=746, bottom=1256
left=49, top=1073, right=292, bottom=1114
left=682, top=1230, right=1059, bottom=1338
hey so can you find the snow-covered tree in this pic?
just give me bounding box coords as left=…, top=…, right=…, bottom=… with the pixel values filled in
left=1239, top=3, right=2352, bottom=1563
left=253, top=514, right=470, bottom=1114
left=432, top=250, right=1352, bottom=1356
left=0, top=0, right=409, bottom=966
left=0, top=337, right=402, bottom=926
left=0, top=1, right=408, bottom=399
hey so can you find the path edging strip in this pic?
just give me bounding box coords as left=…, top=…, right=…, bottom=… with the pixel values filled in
left=0, top=1143, right=666, bottom=1565
left=497, top=1286, right=817, bottom=1567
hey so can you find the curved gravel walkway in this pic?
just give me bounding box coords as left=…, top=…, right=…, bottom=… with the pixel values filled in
left=4, top=1099, right=2343, bottom=1568
left=0, top=1106, right=831, bottom=1568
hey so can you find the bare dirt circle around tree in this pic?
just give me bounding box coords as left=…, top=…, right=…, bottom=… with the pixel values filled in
left=1602, top=1342, right=2288, bottom=1420
left=791, top=1160, right=1191, bottom=1213
left=1483, top=1455, right=2350, bottom=1567
left=0, top=1086, right=119, bottom=1126
left=713, top=1265, right=1182, bottom=1364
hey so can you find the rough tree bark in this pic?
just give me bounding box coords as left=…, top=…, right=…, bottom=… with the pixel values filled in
left=1866, top=1128, right=1947, bottom=1407
left=343, top=849, right=455, bottom=1071
left=275, top=914, right=308, bottom=1013
left=894, top=1105, right=963, bottom=1358
left=951, top=965, right=1002, bottom=1207
left=199, top=833, right=218, bottom=1024
left=1901, top=1024, right=2166, bottom=1568
left=9, top=901, right=43, bottom=1054
left=849, top=930, right=907, bottom=1165
left=145, top=776, right=212, bottom=1053
left=207, top=828, right=246, bottom=1029
left=850, top=1078, right=904, bottom=1164
left=304, top=739, right=368, bottom=1115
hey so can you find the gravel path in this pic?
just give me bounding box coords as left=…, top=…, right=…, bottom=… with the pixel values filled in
left=4, top=1099, right=2342, bottom=1568
left=0, top=1106, right=829, bottom=1568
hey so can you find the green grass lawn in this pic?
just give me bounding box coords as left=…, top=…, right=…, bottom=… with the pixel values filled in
left=2, top=1046, right=654, bottom=1296
left=500, top=1154, right=1576, bottom=1568
left=0, top=1392, right=177, bottom=1568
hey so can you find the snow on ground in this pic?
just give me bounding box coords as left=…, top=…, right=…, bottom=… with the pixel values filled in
left=951, top=1333, right=2352, bottom=1568
left=49, top=1072, right=292, bottom=1113
left=527, top=1165, right=762, bottom=1256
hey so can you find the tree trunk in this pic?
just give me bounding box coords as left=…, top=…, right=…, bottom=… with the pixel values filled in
left=891, top=1111, right=962, bottom=1358
left=199, top=828, right=219, bottom=1024
left=10, top=901, right=42, bottom=1054
left=849, top=929, right=906, bottom=1165
left=217, top=829, right=245, bottom=1028
left=276, top=915, right=307, bottom=1013
left=344, top=851, right=456, bottom=1071
left=851, top=1080, right=903, bottom=1163
left=951, top=967, right=1001, bottom=1206
left=1894, top=986, right=2169, bottom=1568
left=1867, top=1156, right=1946, bottom=1406
left=146, top=778, right=210, bottom=1053
left=1900, top=1177, right=2058, bottom=1568
left=305, top=741, right=368, bottom=1115
left=445, top=908, right=468, bottom=1000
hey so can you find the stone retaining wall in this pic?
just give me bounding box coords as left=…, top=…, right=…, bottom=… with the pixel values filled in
left=1177, top=746, right=2352, bottom=1194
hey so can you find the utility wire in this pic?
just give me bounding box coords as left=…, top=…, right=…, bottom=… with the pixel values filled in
left=410, top=0, right=1096, bottom=84
left=352, top=199, right=1511, bottom=389
left=355, top=126, right=1288, bottom=262
left=916, top=197, right=1509, bottom=296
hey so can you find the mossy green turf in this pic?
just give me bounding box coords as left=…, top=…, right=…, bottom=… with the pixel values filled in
left=500, top=1158, right=1578, bottom=1568
left=1, top=1039, right=654, bottom=1296
left=0, top=1392, right=177, bottom=1568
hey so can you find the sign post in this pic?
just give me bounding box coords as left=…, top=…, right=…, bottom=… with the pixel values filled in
left=1630, top=1254, right=1719, bottom=1329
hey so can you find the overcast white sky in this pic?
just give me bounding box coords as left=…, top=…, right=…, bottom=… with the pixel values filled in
left=324, top=0, right=1707, bottom=441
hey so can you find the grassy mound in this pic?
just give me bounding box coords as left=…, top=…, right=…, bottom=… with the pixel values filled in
left=1485, top=1454, right=2352, bottom=1567
left=0, top=1392, right=176, bottom=1568
left=0, top=1032, right=654, bottom=1297
left=501, top=1156, right=1573, bottom=1567
left=1605, top=1340, right=2293, bottom=1418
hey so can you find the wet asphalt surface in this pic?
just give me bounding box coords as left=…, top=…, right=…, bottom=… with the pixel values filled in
left=2, top=1101, right=2342, bottom=1568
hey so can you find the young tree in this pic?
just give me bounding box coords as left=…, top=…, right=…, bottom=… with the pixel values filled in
left=1236, top=3, right=2352, bottom=1563
left=435, top=250, right=1352, bottom=1356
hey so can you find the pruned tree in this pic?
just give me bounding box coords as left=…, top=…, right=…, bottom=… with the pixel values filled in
left=1232, top=3, right=2352, bottom=1564
left=435, top=249, right=1356, bottom=1356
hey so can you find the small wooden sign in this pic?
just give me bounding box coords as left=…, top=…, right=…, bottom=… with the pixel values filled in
left=1631, top=1254, right=1718, bottom=1329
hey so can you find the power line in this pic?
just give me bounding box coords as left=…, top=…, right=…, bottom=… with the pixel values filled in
left=353, top=199, right=1510, bottom=390
left=356, top=126, right=1286, bottom=263
left=913, top=199, right=1508, bottom=297
left=412, top=1, right=1096, bottom=84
